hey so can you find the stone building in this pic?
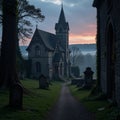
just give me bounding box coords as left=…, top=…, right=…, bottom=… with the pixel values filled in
left=26, top=6, right=70, bottom=80
left=93, top=0, right=120, bottom=105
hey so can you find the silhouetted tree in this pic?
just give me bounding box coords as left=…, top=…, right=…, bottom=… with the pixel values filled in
left=0, top=0, right=18, bottom=89
left=16, top=0, right=44, bottom=75
left=0, top=0, right=44, bottom=40
left=0, top=0, right=45, bottom=75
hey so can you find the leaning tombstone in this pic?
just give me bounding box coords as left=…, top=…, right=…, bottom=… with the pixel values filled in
left=9, top=83, right=23, bottom=109
left=83, top=67, right=94, bottom=89
left=39, top=74, right=49, bottom=89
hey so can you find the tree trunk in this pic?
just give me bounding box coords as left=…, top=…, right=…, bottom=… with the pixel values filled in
left=0, top=0, right=19, bottom=89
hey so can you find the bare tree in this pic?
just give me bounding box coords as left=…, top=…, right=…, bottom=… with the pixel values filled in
left=0, top=0, right=45, bottom=40
left=70, top=47, right=83, bottom=66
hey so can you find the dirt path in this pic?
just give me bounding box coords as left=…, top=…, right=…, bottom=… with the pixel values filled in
left=47, top=83, right=95, bottom=120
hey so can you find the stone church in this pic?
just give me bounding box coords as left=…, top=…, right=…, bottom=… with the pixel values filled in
left=93, top=0, right=120, bottom=105
left=26, top=6, right=70, bottom=80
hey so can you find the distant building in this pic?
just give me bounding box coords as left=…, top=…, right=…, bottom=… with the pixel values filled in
left=93, top=0, right=120, bottom=105
left=26, top=6, right=70, bottom=80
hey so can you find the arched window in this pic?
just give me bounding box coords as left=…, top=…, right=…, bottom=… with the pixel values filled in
left=36, top=62, right=41, bottom=73
left=35, top=46, right=40, bottom=56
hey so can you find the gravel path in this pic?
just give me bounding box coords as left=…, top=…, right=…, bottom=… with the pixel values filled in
left=47, top=83, right=95, bottom=120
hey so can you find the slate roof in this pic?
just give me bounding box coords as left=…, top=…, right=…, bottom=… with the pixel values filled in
left=27, top=28, right=65, bottom=52
left=37, top=29, right=56, bottom=50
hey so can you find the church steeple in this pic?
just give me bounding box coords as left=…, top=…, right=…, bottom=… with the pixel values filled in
left=55, top=4, right=70, bottom=77
left=58, top=4, right=66, bottom=23
left=55, top=4, right=69, bottom=49
left=55, top=5, right=69, bottom=32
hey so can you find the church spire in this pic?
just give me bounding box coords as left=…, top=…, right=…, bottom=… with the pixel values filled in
left=58, top=4, right=66, bottom=23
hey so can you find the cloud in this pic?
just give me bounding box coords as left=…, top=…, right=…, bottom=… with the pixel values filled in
left=40, top=0, right=62, bottom=5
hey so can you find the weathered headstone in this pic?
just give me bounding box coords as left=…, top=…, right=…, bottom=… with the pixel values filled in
left=39, top=74, right=49, bottom=89
left=83, top=67, right=94, bottom=89
left=9, top=83, right=23, bottom=109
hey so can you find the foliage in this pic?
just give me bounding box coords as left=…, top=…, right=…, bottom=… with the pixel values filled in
left=0, top=0, right=45, bottom=78
left=0, top=0, right=45, bottom=41
left=0, top=79, right=62, bottom=120
left=17, top=0, right=45, bottom=41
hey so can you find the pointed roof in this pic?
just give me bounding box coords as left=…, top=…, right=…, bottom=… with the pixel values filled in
left=58, top=4, right=66, bottom=24
left=55, top=4, right=69, bottom=31
left=26, top=28, right=65, bottom=52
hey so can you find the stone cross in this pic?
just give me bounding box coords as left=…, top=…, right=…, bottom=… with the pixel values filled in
left=83, top=67, right=94, bottom=88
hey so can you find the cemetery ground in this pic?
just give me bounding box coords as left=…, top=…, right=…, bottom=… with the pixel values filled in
left=69, top=85, right=120, bottom=120
left=0, top=79, right=119, bottom=120
left=0, top=79, right=61, bottom=120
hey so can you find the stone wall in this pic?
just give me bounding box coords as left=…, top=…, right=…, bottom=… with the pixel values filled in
left=99, top=1, right=108, bottom=93
left=98, top=0, right=120, bottom=105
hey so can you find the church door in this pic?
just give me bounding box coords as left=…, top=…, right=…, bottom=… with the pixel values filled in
left=106, top=23, right=115, bottom=100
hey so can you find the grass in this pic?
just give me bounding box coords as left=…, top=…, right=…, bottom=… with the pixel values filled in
left=0, top=79, right=62, bottom=120
left=69, top=85, right=117, bottom=120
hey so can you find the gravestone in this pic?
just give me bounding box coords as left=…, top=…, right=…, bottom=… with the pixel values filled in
left=9, top=83, right=23, bottom=109
left=83, top=67, right=94, bottom=89
left=39, top=74, right=49, bottom=89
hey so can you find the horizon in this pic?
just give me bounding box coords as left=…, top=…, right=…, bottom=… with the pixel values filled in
left=20, top=43, right=96, bottom=47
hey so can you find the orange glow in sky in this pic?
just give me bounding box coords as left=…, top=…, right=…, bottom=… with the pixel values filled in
left=69, top=34, right=96, bottom=45
left=19, top=33, right=96, bottom=46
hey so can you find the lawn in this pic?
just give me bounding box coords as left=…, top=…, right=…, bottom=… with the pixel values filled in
left=69, top=85, right=118, bottom=120
left=0, top=79, right=62, bottom=120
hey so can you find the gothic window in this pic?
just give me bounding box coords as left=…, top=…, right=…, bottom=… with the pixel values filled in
left=35, top=45, right=40, bottom=56
left=36, top=62, right=41, bottom=73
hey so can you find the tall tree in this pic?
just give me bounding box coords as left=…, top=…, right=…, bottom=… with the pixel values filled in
left=0, top=0, right=18, bottom=89
left=0, top=0, right=44, bottom=78
left=16, top=0, right=44, bottom=74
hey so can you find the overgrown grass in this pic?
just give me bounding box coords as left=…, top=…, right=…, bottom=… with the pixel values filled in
left=0, top=79, right=62, bottom=120
left=69, top=85, right=117, bottom=120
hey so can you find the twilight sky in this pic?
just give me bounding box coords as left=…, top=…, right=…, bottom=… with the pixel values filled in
left=27, top=0, right=97, bottom=45
left=0, top=0, right=96, bottom=45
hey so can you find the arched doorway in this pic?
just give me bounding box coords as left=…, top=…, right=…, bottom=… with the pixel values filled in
left=106, top=23, right=115, bottom=99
